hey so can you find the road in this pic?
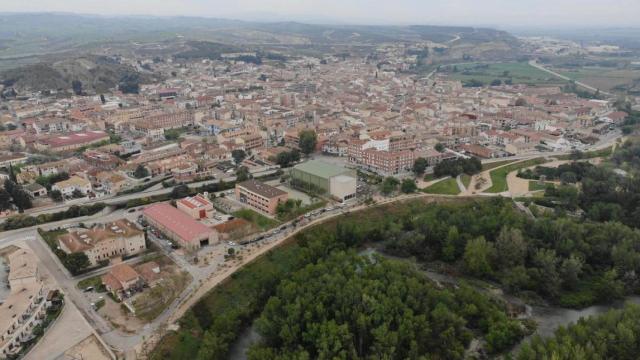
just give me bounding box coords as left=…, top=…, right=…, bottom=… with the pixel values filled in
left=529, top=60, right=612, bottom=96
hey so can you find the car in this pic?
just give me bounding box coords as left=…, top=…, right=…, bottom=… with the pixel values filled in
left=84, top=286, right=94, bottom=292
left=127, top=208, right=136, bottom=213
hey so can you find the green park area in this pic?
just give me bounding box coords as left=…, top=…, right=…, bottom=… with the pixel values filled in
left=422, top=178, right=460, bottom=195
left=485, top=158, right=548, bottom=193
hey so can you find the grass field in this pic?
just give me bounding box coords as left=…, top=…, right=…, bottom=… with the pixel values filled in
left=233, top=209, right=280, bottom=230
left=461, top=174, right=471, bottom=189
left=422, top=178, right=461, bottom=195
left=446, top=62, right=563, bottom=86
left=481, top=159, right=517, bottom=172
left=485, top=158, right=548, bottom=193
left=529, top=181, right=553, bottom=192
left=555, top=146, right=613, bottom=161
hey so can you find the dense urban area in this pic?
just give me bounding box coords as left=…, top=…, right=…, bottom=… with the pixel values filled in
left=0, top=11, right=640, bottom=360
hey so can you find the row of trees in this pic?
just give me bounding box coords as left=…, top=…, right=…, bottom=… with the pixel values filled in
left=1, top=179, right=32, bottom=212
left=433, top=157, right=482, bottom=178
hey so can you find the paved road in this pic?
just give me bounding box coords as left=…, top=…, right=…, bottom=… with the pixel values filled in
left=529, top=60, right=612, bottom=96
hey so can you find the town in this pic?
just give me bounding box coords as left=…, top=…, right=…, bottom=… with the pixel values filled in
left=0, top=14, right=637, bottom=360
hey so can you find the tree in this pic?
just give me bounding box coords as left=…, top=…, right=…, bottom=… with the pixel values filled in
left=236, top=166, right=250, bottom=182
left=0, top=189, right=11, bottom=211
left=413, top=157, right=428, bottom=175
left=64, top=252, right=90, bottom=274
left=12, top=189, right=32, bottom=211
left=72, top=188, right=84, bottom=198
left=298, top=130, right=317, bottom=155
left=119, top=73, right=140, bottom=94
left=100, top=94, right=106, bottom=104
left=232, top=150, right=246, bottom=165
left=134, top=165, right=149, bottom=179
left=495, top=227, right=527, bottom=269
left=490, top=79, right=502, bottom=86
left=463, top=236, right=495, bottom=276
left=435, top=143, right=446, bottom=152
left=50, top=190, right=63, bottom=202
left=401, top=179, right=417, bottom=193
left=515, top=98, right=528, bottom=107
left=71, top=80, right=83, bottom=95
left=380, top=177, right=399, bottom=195
left=171, top=184, right=190, bottom=199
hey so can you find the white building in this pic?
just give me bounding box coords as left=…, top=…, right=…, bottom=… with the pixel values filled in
left=51, top=175, right=92, bottom=196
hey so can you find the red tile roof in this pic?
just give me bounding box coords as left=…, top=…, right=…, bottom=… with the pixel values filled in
left=143, top=203, right=213, bottom=243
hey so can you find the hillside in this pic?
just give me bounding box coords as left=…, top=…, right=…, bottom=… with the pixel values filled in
left=0, top=55, right=159, bottom=93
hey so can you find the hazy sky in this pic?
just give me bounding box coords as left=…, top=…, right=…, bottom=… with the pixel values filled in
left=2, top=0, right=639, bottom=28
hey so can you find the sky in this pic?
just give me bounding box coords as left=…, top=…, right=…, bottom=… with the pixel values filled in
left=1, top=0, right=639, bottom=29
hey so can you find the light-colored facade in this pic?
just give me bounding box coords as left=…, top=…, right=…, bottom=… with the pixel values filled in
left=290, top=160, right=357, bottom=202
left=57, top=219, right=146, bottom=266
left=177, top=194, right=215, bottom=219
left=235, top=180, right=289, bottom=215
left=0, top=248, right=50, bottom=359
left=51, top=175, right=92, bottom=196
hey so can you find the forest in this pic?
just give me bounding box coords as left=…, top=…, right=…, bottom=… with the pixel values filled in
left=247, top=251, right=525, bottom=359
left=518, top=304, right=640, bottom=360
left=152, top=195, right=640, bottom=359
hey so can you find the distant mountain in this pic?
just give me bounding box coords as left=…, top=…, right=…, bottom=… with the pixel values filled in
left=0, top=13, right=521, bottom=63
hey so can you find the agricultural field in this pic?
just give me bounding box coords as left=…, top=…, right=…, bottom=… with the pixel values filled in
left=443, top=61, right=564, bottom=86
left=555, top=66, right=640, bottom=92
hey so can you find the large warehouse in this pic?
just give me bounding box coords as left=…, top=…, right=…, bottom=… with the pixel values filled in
left=143, top=203, right=218, bottom=250
left=290, top=160, right=357, bottom=202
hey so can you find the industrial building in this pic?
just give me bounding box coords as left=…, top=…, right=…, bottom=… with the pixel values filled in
left=143, top=203, right=218, bottom=250
left=290, top=160, right=357, bottom=202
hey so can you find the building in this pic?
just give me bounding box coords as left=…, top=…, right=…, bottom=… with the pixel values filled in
left=0, top=153, right=28, bottom=169
left=290, top=160, right=357, bottom=202
left=0, top=248, right=50, bottom=358
left=177, top=194, right=215, bottom=219
left=51, top=175, right=92, bottom=197
left=34, top=130, right=110, bottom=152
left=57, top=219, right=146, bottom=266
left=235, top=179, right=289, bottom=215
left=360, top=148, right=415, bottom=176
left=143, top=203, right=218, bottom=250
left=24, top=183, right=47, bottom=198
left=101, top=264, right=143, bottom=300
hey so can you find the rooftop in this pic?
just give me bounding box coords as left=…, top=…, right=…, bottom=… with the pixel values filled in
left=142, top=203, right=214, bottom=243
left=293, top=160, right=351, bottom=179
left=236, top=179, right=287, bottom=199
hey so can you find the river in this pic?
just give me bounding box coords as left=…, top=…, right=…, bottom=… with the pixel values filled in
left=227, top=248, right=639, bottom=359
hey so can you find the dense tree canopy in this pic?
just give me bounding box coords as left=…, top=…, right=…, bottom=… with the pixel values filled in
left=249, top=251, right=525, bottom=359
left=298, top=130, right=317, bottom=155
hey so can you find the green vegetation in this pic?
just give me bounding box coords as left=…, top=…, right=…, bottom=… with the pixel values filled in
left=555, top=146, right=613, bottom=160
left=233, top=209, right=280, bottom=230
left=94, top=298, right=106, bottom=310
left=412, top=157, right=428, bottom=175
left=528, top=181, right=551, bottom=192
left=443, top=62, right=562, bottom=86
left=485, top=158, right=548, bottom=193
left=249, top=252, right=526, bottom=359
left=518, top=304, right=640, bottom=360
left=380, top=176, right=400, bottom=195
left=39, top=229, right=92, bottom=275
left=298, top=129, right=318, bottom=155
left=434, top=157, right=482, bottom=178
left=164, top=127, right=188, bottom=141
left=556, top=66, right=640, bottom=92
left=461, top=174, right=471, bottom=189
left=401, top=178, right=418, bottom=193
left=77, top=275, right=106, bottom=292
left=422, top=177, right=461, bottom=195
left=1, top=203, right=106, bottom=231
left=276, top=198, right=326, bottom=222
left=482, top=159, right=516, bottom=171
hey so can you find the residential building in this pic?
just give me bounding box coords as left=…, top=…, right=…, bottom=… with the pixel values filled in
left=51, top=175, right=92, bottom=197
left=101, top=264, right=143, bottom=300
left=0, top=248, right=50, bottom=358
